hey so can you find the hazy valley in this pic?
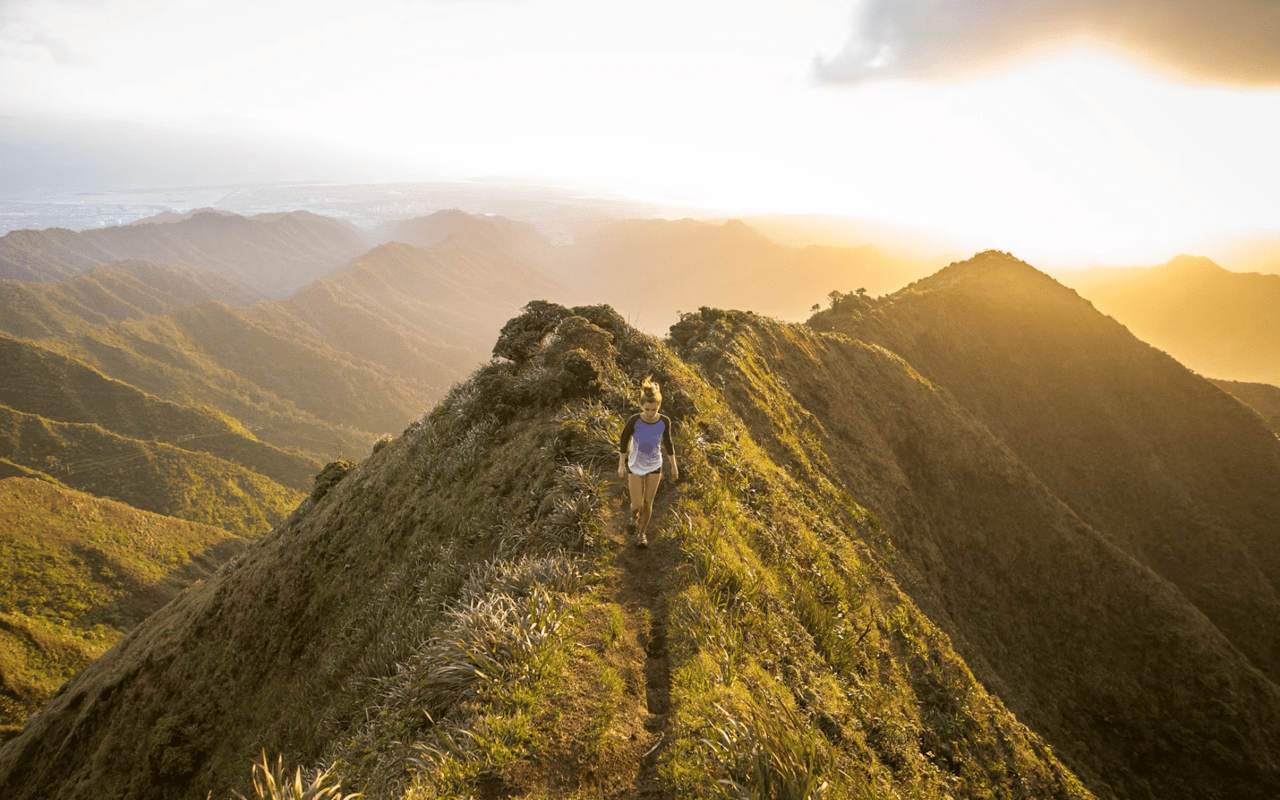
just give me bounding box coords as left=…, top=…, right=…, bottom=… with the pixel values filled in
left=0, top=208, right=1276, bottom=800
left=1062, top=255, right=1280, bottom=387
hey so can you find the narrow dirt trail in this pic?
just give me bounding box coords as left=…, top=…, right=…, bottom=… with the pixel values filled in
left=501, top=480, right=680, bottom=799
left=600, top=481, right=678, bottom=800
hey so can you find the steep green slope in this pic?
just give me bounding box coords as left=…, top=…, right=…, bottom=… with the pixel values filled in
left=0, top=406, right=302, bottom=537
left=0, top=335, right=319, bottom=490
left=0, top=260, right=262, bottom=340
left=0, top=478, right=248, bottom=736
left=812, top=251, right=1280, bottom=683
left=2, top=300, right=1275, bottom=800
left=679, top=305, right=1280, bottom=799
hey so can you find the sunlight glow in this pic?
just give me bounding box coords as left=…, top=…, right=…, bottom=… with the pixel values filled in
left=2, top=1, right=1278, bottom=267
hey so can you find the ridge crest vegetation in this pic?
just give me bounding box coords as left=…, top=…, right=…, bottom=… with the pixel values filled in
left=1, top=252, right=1278, bottom=799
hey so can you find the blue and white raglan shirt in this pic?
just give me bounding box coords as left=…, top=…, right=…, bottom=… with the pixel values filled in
left=618, top=413, right=675, bottom=476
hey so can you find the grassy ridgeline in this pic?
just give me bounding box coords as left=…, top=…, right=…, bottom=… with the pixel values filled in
left=0, top=334, right=320, bottom=491
left=0, top=405, right=303, bottom=538
left=2, top=293, right=1278, bottom=800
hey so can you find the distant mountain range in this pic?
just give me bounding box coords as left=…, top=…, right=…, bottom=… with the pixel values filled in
left=548, top=217, right=930, bottom=327
left=375, top=207, right=551, bottom=255
left=0, top=210, right=368, bottom=296
left=0, top=212, right=566, bottom=464
left=1063, top=254, right=1280, bottom=386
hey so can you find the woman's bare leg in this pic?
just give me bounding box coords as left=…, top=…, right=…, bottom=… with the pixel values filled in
left=638, top=471, right=662, bottom=538
left=627, top=473, right=644, bottom=529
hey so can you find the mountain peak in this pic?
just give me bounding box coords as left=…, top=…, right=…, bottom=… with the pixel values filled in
left=377, top=209, right=548, bottom=252
left=1158, top=253, right=1227, bottom=276
left=128, top=208, right=236, bottom=226
left=899, top=249, right=1063, bottom=299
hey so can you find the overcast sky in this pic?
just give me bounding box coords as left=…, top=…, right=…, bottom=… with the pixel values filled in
left=2, top=0, right=1279, bottom=265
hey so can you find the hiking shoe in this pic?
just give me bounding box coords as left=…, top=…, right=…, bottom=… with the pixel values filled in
left=626, top=519, right=637, bottom=536
left=637, top=531, right=648, bottom=548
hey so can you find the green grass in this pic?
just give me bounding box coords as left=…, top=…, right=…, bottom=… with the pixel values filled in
left=0, top=404, right=303, bottom=537
left=0, top=334, right=321, bottom=490
left=0, top=302, right=1107, bottom=799
left=654, top=309, right=1092, bottom=799
left=0, top=476, right=249, bottom=728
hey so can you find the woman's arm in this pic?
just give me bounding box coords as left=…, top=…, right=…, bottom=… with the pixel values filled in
left=663, top=415, right=678, bottom=479
left=618, top=415, right=637, bottom=478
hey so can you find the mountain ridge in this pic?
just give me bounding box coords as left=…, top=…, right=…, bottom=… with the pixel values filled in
left=1214, top=379, right=1280, bottom=436
left=2, top=270, right=1278, bottom=798
left=812, top=251, right=1280, bottom=681
left=1062, top=254, right=1280, bottom=385
left=674, top=302, right=1280, bottom=797
left=0, top=210, right=367, bottom=296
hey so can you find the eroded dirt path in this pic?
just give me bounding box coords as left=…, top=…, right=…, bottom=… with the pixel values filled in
left=501, top=481, right=679, bottom=799
left=602, top=482, right=677, bottom=800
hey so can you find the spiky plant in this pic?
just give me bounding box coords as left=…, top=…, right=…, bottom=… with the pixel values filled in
left=232, top=751, right=359, bottom=800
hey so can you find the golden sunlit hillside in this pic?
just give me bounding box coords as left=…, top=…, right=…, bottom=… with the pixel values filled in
left=2, top=249, right=1278, bottom=800
left=3, top=3, right=1280, bottom=796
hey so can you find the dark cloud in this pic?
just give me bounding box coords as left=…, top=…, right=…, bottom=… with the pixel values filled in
left=816, top=0, right=1280, bottom=87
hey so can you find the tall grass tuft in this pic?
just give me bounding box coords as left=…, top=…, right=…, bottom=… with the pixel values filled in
left=697, top=701, right=836, bottom=800
left=232, top=751, right=359, bottom=800
left=541, top=464, right=608, bottom=551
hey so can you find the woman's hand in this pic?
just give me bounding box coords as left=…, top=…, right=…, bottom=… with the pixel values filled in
left=671, top=464, right=679, bottom=481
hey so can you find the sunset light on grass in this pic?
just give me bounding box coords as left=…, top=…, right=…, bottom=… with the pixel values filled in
left=4, top=5, right=1280, bottom=800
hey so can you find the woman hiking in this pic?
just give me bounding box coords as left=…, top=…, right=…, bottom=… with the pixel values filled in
left=617, top=376, right=678, bottom=547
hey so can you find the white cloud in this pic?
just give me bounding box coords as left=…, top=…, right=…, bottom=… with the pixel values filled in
left=817, top=0, right=1280, bottom=86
